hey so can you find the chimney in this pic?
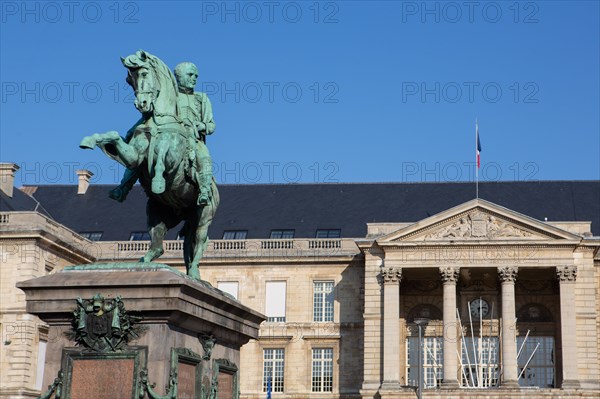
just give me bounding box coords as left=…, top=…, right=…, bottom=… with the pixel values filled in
left=76, top=170, right=94, bottom=194
left=0, top=163, right=20, bottom=198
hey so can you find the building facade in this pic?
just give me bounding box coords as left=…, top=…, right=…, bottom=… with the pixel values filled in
left=1, top=164, right=599, bottom=398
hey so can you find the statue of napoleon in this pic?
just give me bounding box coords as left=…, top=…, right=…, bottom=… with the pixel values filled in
left=80, top=50, right=219, bottom=280
left=109, top=61, right=215, bottom=206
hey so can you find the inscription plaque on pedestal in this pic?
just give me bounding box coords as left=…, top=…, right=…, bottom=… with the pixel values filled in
left=71, top=358, right=134, bottom=398
left=61, top=347, right=146, bottom=399
left=170, top=348, right=202, bottom=398
left=217, top=371, right=234, bottom=398
left=212, top=358, right=239, bottom=399
left=177, top=361, right=197, bottom=399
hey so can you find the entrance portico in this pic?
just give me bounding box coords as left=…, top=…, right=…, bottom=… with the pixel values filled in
left=357, top=199, right=598, bottom=398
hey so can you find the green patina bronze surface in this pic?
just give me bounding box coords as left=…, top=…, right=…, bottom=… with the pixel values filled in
left=63, top=262, right=236, bottom=300
left=64, top=262, right=183, bottom=273
left=79, top=50, right=219, bottom=280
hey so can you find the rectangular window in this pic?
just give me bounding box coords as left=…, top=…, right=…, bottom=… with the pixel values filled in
left=406, top=337, right=444, bottom=389
left=270, top=229, right=295, bottom=239
left=265, top=281, right=286, bottom=322
left=315, top=229, right=341, bottom=238
left=313, top=281, right=334, bottom=322
left=217, top=281, right=239, bottom=300
left=517, top=336, right=554, bottom=388
left=222, top=230, right=247, bottom=240
left=460, top=337, right=499, bottom=388
left=263, top=348, right=285, bottom=392
left=129, top=231, right=150, bottom=241
left=80, top=231, right=103, bottom=241
left=312, top=348, right=333, bottom=392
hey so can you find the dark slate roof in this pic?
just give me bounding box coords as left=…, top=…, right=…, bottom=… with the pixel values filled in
left=24, top=181, right=600, bottom=240
left=0, top=187, right=52, bottom=217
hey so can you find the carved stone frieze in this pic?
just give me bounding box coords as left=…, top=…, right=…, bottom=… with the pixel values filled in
left=439, top=266, right=460, bottom=283
left=556, top=265, right=577, bottom=282
left=498, top=266, right=518, bottom=283
left=423, top=211, right=534, bottom=241
left=380, top=267, right=402, bottom=284
left=425, top=216, right=471, bottom=239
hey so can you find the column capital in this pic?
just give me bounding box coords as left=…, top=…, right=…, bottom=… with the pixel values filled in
left=380, top=266, right=402, bottom=284
left=556, top=265, right=577, bottom=282
left=498, top=266, right=518, bottom=283
left=439, top=266, right=460, bottom=283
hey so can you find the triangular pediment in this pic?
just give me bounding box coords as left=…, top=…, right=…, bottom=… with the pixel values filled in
left=377, top=199, right=582, bottom=244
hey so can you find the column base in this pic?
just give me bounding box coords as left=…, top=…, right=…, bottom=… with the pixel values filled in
left=440, top=380, right=460, bottom=389
left=499, top=380, right=520, bottom=389
left=361, top=381, right=381, bottom=391
left=561, top=379, right=581, bottom=389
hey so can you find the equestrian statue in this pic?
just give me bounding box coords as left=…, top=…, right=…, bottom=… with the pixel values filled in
left=80, top=50, right=219, bottom=280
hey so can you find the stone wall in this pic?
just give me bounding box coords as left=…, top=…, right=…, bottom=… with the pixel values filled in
left=0, top=212, right=94, bottom=399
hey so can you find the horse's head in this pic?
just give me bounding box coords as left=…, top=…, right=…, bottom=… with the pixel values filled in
left=121, top=50, right=178, bottom=116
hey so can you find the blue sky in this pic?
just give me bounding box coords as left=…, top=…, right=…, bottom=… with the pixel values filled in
left=1, top=1, right=598, bottom=185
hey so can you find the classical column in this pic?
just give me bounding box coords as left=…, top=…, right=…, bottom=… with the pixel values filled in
left=498, top=266, right=519, bottom=388
left=556, top=266, right=580, bottom=388
left=439, top=266, right=460, bottom=388
left=380, top=266, right=402, bottom=390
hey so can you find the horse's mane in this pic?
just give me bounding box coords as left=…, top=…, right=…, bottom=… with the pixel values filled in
left=122, top=50, right=178, bottom=97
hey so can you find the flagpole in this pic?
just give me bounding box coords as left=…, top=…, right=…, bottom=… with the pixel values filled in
left=476, top=118, right=479, bottom=199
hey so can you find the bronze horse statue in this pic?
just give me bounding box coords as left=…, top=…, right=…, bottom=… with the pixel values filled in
left=80, top=50, right=219, bottom=280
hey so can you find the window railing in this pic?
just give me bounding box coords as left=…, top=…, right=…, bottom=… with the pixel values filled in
left=214, top=240, right=247, bottom=250
left=117, top=242, right=149, bottom=252
left=261, top=240, right=294, bottom=249
left=308, top=239, right=342, bottom=249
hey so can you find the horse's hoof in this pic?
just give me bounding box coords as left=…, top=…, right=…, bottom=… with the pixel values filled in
left=79, top=136, right=96, bottom=149
left=152, top=178, right=166, bottom=194
left=108, top=187, right=126, bottom=202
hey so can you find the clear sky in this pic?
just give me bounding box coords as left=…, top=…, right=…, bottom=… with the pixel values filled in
left=1, top=0, right=599, bottom=186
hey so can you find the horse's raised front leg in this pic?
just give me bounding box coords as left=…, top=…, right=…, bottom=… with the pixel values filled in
left=80, top=131, right=120, bottom=150
left=79, top=130, right=147, bottom=169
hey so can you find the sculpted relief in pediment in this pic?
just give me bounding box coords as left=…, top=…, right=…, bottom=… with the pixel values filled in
left=422, top=211, right=536, bottom=241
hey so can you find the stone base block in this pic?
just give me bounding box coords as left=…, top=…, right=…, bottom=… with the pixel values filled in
left=17, top=262, right=265, bottom=399
left=561, top=379, right=581, bottom=389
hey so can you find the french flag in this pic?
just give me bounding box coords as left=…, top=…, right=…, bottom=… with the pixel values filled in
left=476, top=122, right=482, bottom=168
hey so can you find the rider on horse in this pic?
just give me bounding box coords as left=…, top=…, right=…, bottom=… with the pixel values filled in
left=109, top=62, right=215, bottom=206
